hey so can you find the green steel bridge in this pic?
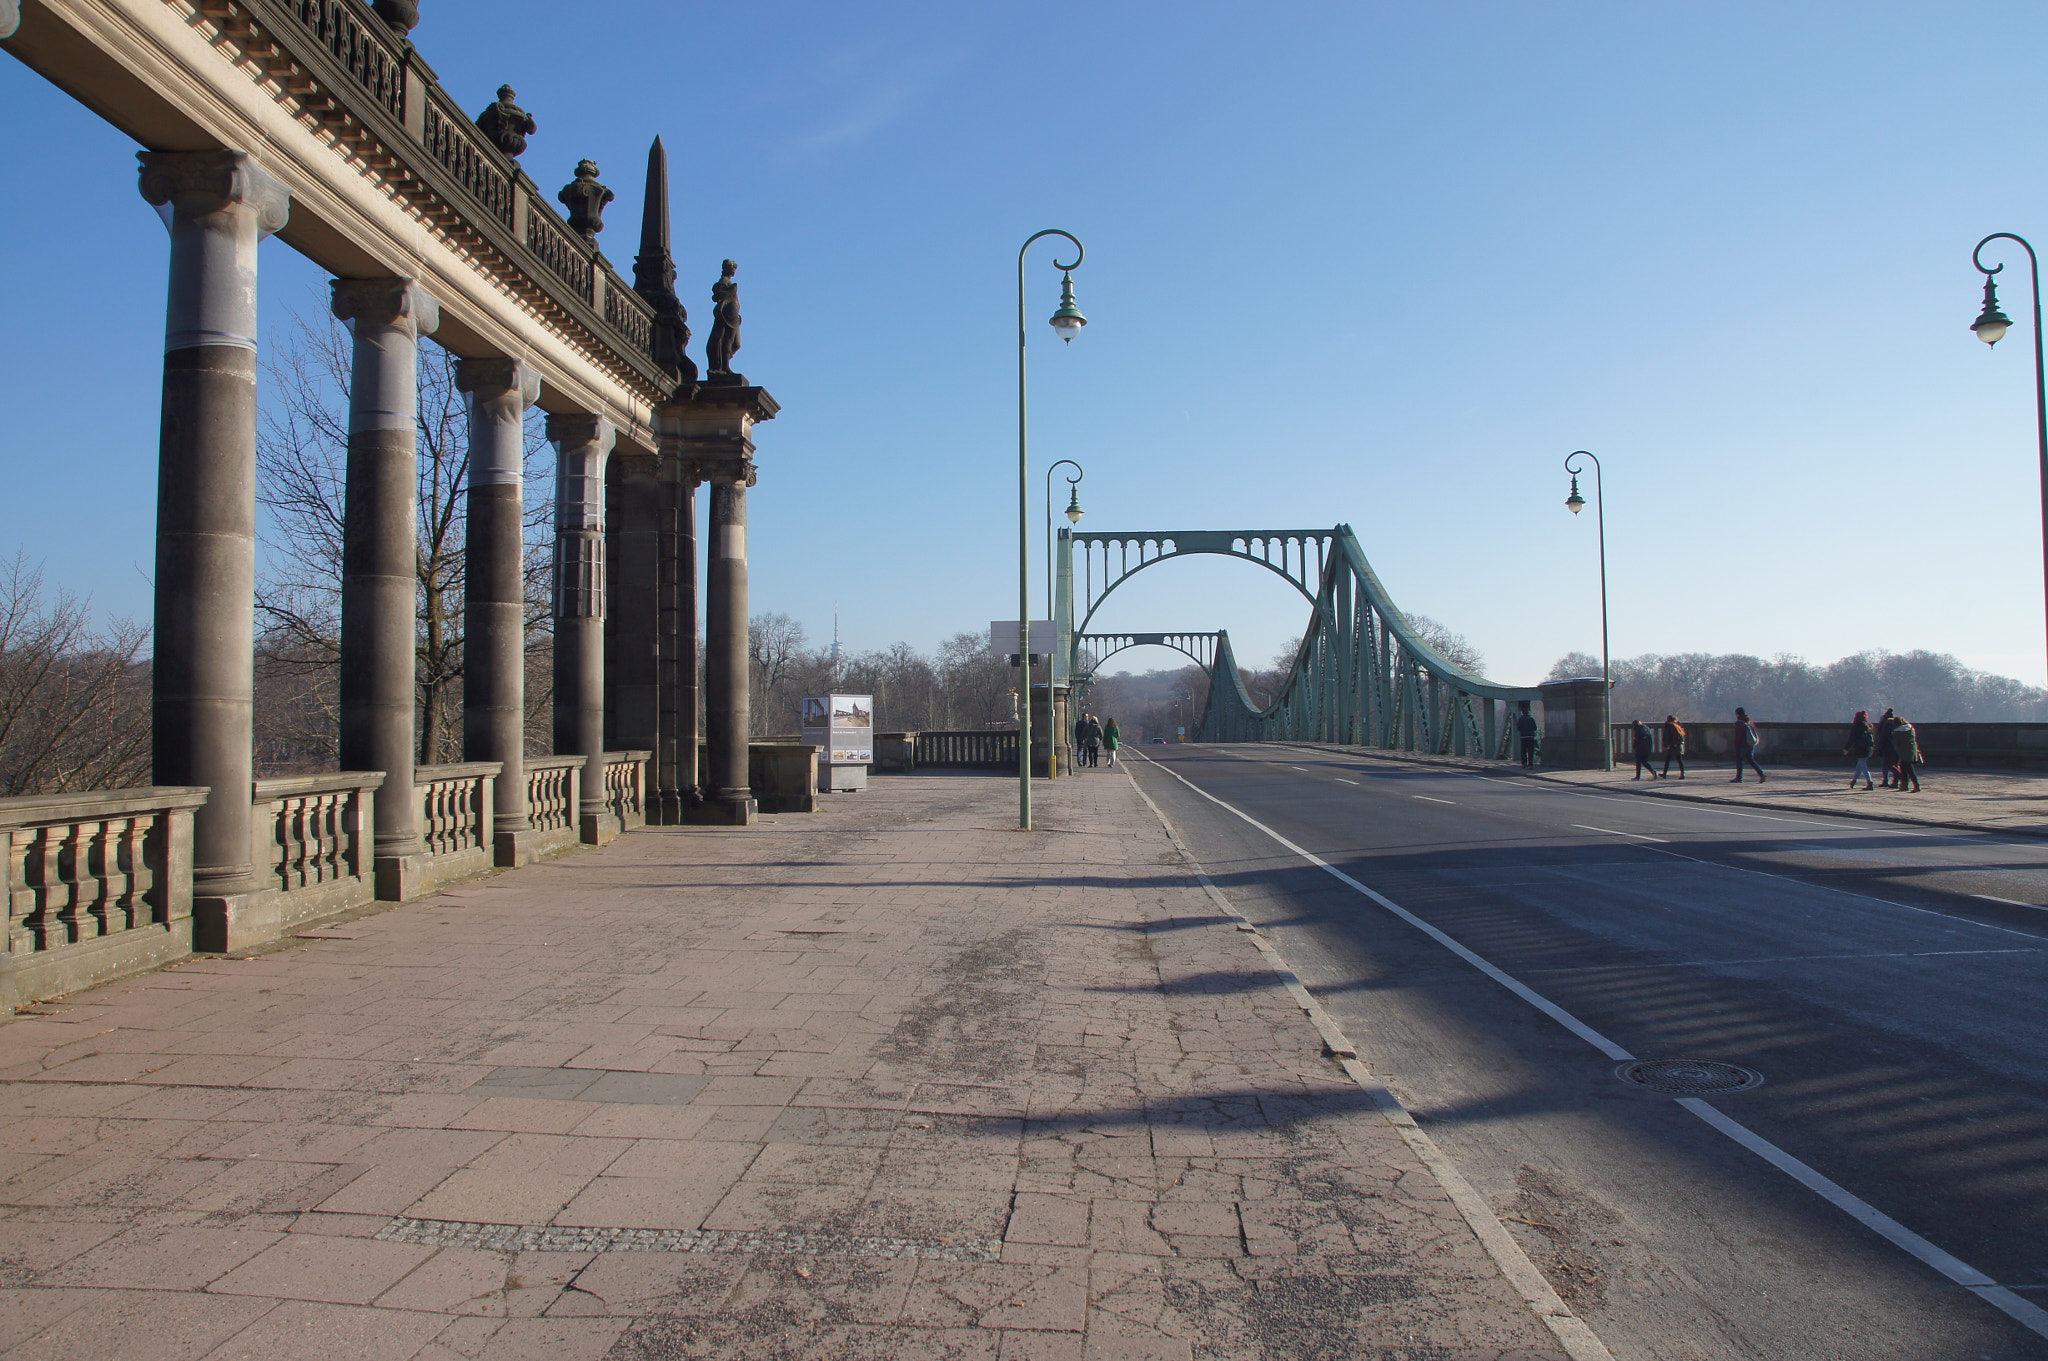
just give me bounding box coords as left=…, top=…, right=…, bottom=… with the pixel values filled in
left=1057, top=526, right=1540, bottom=758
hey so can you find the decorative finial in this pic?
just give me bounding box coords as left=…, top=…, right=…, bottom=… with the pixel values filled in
left=558, top=159, right=612, bottom=240
left=475, top=85, right=535, bottom=158
left=705, top=258, right=744, bottom=385
left=371, top=0, right=418, bottom=35
left=633, top=137, right=697, bottom=388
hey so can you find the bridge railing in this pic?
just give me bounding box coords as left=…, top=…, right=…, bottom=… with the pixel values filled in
left=913, top=731, right=1020, bottom=769
left=2, top=787, right=208, bottom=1011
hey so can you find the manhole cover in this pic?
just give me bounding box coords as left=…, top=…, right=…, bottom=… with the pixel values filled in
left=1616, top=1059, right=1763, bottom=1096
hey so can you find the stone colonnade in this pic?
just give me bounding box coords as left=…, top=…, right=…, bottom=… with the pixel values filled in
left=137, top=147, right=765, bottom=923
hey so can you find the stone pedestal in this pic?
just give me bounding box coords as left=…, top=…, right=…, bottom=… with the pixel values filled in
left=456, top=358, right=540, bottom=866
left=1538, top=677, right=1611, bottom=770
left=548, top=414, right=621, bottom=844
left=139, top=149, right=289, bottom=901
left=666, top=386, right=778, bottom=826
left=333, top=277, right=440, bottom=895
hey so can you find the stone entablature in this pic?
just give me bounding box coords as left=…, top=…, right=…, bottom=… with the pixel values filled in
left=7, top=0, right=669, bottom=445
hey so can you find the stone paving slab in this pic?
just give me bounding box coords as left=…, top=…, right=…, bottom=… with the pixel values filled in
left=0, top=770, right=1578, bottom=1360
left=1263, top=740, right=2048, bottom=842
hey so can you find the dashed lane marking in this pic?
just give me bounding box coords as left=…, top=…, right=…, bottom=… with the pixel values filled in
left=1572, top=824, right=1672, bottom=844
left=1335, top=778, right=1360, bottom=785
left=1414, top=795, right=1456, bottom=805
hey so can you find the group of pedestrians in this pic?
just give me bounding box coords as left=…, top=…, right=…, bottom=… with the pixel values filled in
left=1621, top=706, right=1924, bottom=790
left=1846, top=707, right=1922, bottom=792
left=1072, top=712, right=1119, bottom=768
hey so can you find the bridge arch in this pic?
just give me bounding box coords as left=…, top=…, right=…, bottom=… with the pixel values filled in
left=1069, top=531, right=1330, bottom=640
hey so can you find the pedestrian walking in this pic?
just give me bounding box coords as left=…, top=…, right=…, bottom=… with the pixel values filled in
left=1516, top=706, right=1539, bottom=768
left=1875, top=708, right=1899, bottom=787
left=1892, top=714, right=1923, bottom=792
left=1660, top=714, right=1687, bottom=779
left=1631, top=720, right=1663, bottom=779
left=1731, top=707, right=1766, bottom=782
left=1845, top=709, right=1875, bottom=790
left=1102, top=717, right=1120, bottom=767
left=1081, top=714, right=1102, bottom=767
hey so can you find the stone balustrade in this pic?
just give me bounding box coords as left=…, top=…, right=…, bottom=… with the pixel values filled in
left=251, top=771, right=384, bottom=936
left=411, top=762, right=500, bottom=894
left=1, top=787, right=206, bottom=1011
left=524, top=755, right=586, bottom=857
left=603, top=751, right=650, bottom=831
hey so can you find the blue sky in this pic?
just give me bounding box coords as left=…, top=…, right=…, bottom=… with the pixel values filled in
left=7, top=2, right=2048, bottom=687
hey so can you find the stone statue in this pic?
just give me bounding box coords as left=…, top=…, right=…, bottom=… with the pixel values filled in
left=558, top=160, right=612, bottom=240
left=475, top=85, right=535, bottom=158
left=706, top=259, right=743, bottom=382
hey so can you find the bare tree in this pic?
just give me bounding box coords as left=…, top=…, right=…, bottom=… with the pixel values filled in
left=253, top=311, right=553, bottom=772
left=1407, top=614, right=1485, bottom=676
left=0, top=556, right=152, bottom=794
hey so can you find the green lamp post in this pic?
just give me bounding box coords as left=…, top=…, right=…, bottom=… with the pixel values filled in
left=1972, top=234, right=2048, bottom=685
left=1564, top=450, right=1612, bottom=772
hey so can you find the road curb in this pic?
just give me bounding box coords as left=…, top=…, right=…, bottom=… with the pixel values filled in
left=1121, top=756, right=1618, bottom=1361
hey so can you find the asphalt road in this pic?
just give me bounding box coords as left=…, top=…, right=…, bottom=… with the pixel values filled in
left=1123, top=743, right=2048, bottom=1361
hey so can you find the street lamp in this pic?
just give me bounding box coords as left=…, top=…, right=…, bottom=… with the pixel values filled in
left=1045, top=459, right=1084, bottom=631
left=1564, top=450, right=1612, bottom=772
left=1972, top=233, right=2048, bottom=684
left=1017, top=230, right=1086, bottom=831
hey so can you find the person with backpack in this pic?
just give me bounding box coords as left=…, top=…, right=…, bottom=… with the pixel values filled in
left=1516, top=706, right=1539, bottom=768
left=1631, top=720, right=1663, bottom=779
left=1891, top=714, right=1923, bottom=792
left=1875, top=708, right=1900, bottom=788
left=1661, top=715, right=1688, bottom=779
left=1845, top=709, right=1875, bottom=791
left=1732, top=707, right=1766, bottom=782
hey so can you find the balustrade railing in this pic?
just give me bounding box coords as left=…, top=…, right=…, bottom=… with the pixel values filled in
left=602, top=281, right=655, bottom=353
left=525, top=756, right=582, bottom=836
left=420, top=85, right=517, bottom=228
left=269, top=0, right=405, bottom=118
left=912, top=731, right=1020, bottom=769
left=2, top=787, right=206, bottom=1008
left=603, top=751, right=648, bottom=830
left=526, top=201, right=595, bottom=303
left=253, top=772, right=380, bottom=895
left=413, top=762, right=499, bottom=858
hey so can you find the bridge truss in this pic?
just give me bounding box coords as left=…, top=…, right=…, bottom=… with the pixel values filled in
left=1057, top=525, right=1540, bottom=757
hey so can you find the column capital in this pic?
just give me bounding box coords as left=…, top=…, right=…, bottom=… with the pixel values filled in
left=137, top=150, right=289, bottom=236
left=546, top=413, right=617, bottom=453
left=331, top=277, right=441, bottom=337
left=696, top=455, right=756, bottom=488
left=454, top=356, right=542, bottom=405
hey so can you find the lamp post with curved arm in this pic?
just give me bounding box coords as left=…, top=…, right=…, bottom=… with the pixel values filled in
left=1564, top=450, right=1612, bottom=772
left=1046, top=460, right=1084, bottom=619
left=1017, top=230, right=1087, bottom=831
left=1971, top=234, right=2048, bottom=683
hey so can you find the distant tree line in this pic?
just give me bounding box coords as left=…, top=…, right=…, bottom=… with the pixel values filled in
left=748, top=614, right=1020, bottom=735
left=1546, top=650, right=2048, bottom=724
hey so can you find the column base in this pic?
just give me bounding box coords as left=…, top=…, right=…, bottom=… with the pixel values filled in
left=192, top=888, right=283, bottom=954
left=686, top=795, right=756, bottom=826
left=650, top=792, right=690, bottom=826
left=580, top=811, right=624, bottom=845
left=493, top=827, right=551, bottom=867
left=374, top=852, right=434, bottom=902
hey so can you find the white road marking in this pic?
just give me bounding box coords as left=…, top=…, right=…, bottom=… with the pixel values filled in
left=1290, top=765, right=1311, bottom=770
left=1974, top=894, right=2047, bottom=911
left=1334, top=778, right=1360, bottom=786
left=1414, top=796, right=1457, bottom=805
left=1572, top=824, right=1670, bottom=844
left=1137, top=753, right=2048, bottom=1343
left=1522, top=946, right=2042, bottom=974
left=1713, top=810, right=1863, bottom=831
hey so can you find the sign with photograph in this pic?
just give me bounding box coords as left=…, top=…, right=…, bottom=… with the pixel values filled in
left=801, top=693, right=875, bottom=768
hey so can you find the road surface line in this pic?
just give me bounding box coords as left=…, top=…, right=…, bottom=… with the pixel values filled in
left=1414, top=795, right=1457, bottom=805
left=1974, top=894, right=2046, bottom=910
left=1135, top=750, right=2048, bottom=1344
left=1571, top=824, right=1671, bottom=844
left=1335, top=778, right=1359, bottom=785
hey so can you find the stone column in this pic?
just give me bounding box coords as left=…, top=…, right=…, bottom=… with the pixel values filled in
left=703, top=466, right=755, bottom=824
left=332, top=277, right=440, bottom=900
left=455, top=358, right=540, bottom=866
left=607, top=448, right=662, bottom=764
left=666, top=387, right=776, bottom=825
left=138, top=150, right=289, bottom=947
left=663, top=464, right=701, bottom=822
left=548, top=413, right=618, bottom=843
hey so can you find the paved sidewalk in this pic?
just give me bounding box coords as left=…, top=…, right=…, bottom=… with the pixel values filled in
left=0, top=771, right=1573, bottom=1360
left=1263, top=741, right=2048, bottom=840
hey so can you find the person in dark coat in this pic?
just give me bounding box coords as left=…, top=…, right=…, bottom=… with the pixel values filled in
left=1891, top=715, right=1923, bottom=792
left=1732, top=707, right=1766, bottom=782
left=1516, top=707, right=1539, bottom=768
left=1661, top=715, right=1687, bottom=779
left=1631, top=720, right=1663, bottom=779
left=1846, top=709, right=1875, bottom=790
left=1875, top=708, right=1899, bottom=788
